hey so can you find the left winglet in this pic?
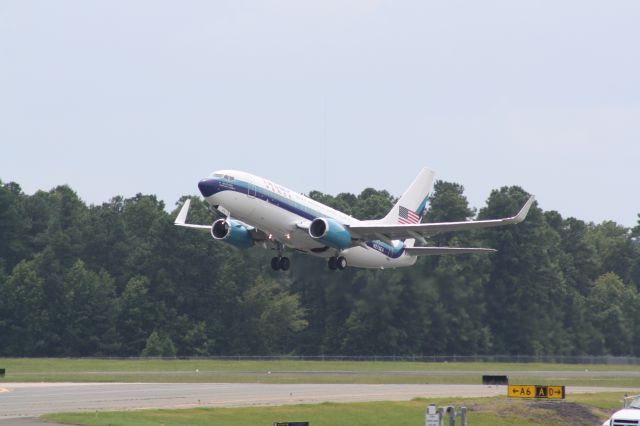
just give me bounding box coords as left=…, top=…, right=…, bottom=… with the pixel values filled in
left=175, top=199, right=191, bottom=225
left=174, top=199, right=211, bottom=231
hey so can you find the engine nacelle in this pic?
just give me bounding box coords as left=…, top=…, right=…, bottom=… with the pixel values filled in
left=211, top=218, right=254, bottom=250
left=308, top=217, right=352, bottom=250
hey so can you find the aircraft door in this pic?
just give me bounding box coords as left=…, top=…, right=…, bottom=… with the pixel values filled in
left=248, top=183, right=256, bottom=198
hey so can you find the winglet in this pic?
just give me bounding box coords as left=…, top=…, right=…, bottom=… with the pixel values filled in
left=510, top=195, right=535, bottom=224
left=175, top=199, right=191, bottom=225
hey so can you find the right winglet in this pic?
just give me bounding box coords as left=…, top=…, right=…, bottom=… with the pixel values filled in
left=509, top=195, right=536, bottom=224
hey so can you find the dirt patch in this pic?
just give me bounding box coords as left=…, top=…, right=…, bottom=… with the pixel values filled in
left=469, top=398, right=609, bottom=425
left=528, top=400, right=602, bottom=426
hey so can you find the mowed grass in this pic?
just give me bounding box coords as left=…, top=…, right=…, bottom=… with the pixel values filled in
left=1, top=358, right=640, bottom=387
left=43, top=393, right=625, bottom=426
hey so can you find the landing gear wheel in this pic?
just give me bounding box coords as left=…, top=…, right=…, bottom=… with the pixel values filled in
left=328, top=257, right=338, bottom=270
left=337, top=256, right=347, bottom=270
left=279, top=257, right=290, bottom=271
left=271, top=257, right=281, bottom=271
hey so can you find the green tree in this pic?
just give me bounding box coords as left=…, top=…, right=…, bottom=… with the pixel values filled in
left=352, top=188, right=395, bottom=220
left=395, top=180, right=491, bottom=355
left=545, top=214, right=599, bottom=295
left=586, top=221, right=637, bottom=285
left=0, top=181, right=30, bottom=271
left=141, top=331, right=177, bottom=357
left=340, top=271, right=406, bottom=354
left=172, top=319, right=213, bottom=356
left=289, top=252, right=346, bottom=354
left=309, top=188, right=395, bottom=220
left=117, top=276, right=158, bottom=356
left=3, top=175, right=640, bottom=358
left=0, top=258, right=49, bottom=355
left=480, top=186, right=568, bottom=355
left=83, top=197, right=130, bottom=291
left=587, top=272, right=636, bottom=355
left=40, top=185, right=90, bottom=269
left=543, top=212, right=603, bottom=354
left=424, top=181, right=475, bottom=223
left=418, top=180, right=477, bottom=285
left=632, top=214, right=640, bottom=238
left=232, top=275, right=308, bottom=354
left=58, top=260, right=119, bottom=355
left=426, top=251, right=493, bottom=354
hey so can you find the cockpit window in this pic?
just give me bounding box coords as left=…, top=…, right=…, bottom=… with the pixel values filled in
left=211, top=172, right=234, bottom=180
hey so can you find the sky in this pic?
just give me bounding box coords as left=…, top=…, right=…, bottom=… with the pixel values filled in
left=1, top=1, right=639, bottom=226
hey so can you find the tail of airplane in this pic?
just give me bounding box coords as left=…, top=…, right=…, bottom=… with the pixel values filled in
left=379, top=167, right=435, bottom=248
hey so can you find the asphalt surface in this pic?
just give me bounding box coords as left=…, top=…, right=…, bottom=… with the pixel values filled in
left=10, top=369, right=640, bottom=377
left=1, top=382, right=637, bottom=423
left=0, top=420, right=56, bottom=426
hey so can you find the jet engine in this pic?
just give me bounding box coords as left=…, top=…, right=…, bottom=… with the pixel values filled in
left=308, top=217, right=352, bottom=250
left=211, top=218, right=254, bottom=250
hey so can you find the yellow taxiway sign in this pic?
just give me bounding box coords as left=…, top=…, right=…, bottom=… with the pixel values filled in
left=508, top=385, right=565, bottom=399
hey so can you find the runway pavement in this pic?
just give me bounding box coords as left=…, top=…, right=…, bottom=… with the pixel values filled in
left=10, top=369, right=640, bottom=378
left=1, top=382, right=636, bottom=421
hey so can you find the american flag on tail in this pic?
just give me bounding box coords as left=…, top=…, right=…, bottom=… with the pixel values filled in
left=398, top=205, right=421, bottom=224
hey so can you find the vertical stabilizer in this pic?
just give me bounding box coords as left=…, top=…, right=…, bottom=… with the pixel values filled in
left=379, top=167, right=435, bottom=247
left=381, top=167, right=435, bottom=224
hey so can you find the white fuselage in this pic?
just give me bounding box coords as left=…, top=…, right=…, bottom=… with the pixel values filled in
left=199, top=170, right=416, bottom=269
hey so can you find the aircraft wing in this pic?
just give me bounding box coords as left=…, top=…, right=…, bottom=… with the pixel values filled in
left=348, top=195, right=535, bottom=242
left=174, top=199, right=268, bottom=242
left=405, top=247, right=496, bottom=256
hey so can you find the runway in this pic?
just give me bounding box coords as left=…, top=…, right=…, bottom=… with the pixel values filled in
left=0, top=382, right=636, bottom=421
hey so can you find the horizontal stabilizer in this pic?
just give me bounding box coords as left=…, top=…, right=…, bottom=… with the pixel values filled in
left=405, top=247, right=497, bottom=256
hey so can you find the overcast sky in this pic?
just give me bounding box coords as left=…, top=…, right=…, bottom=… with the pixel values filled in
left=1, top=1, right=639, bottom=226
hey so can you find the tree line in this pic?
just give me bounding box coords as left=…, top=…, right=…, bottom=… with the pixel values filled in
left=0, top=179, right=639, bottom=357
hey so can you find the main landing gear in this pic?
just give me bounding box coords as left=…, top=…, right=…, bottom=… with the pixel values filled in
left=271, top=256, right=290, bottom=271
left=328, top=256, right=347, bottom=271
left=270, top=241, right=290, bottom=272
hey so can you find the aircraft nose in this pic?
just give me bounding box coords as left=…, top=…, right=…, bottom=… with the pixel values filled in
left=198, top=178, right=218, bottom=197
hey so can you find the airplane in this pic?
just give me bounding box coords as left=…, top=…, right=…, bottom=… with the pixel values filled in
left=175, top=168, right=535, bottom=271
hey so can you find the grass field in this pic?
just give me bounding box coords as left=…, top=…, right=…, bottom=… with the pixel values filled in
left=4, top=359, right=634, bottom=425
left=1, top=358, right=639, bottom=387
left=43, top=392, right=625, bottom=426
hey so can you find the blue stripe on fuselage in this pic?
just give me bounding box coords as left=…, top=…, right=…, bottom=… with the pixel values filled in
left=199, top=177, right=318, bottom=221
left=365, top=240, right=405, bottom=259
left=198, top=177, right=405, bottom=258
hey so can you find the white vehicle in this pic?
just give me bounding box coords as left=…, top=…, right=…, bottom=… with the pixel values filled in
left=603, top=395, right=640, bottom=426
left=175, top=167, right=534, bottom=271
